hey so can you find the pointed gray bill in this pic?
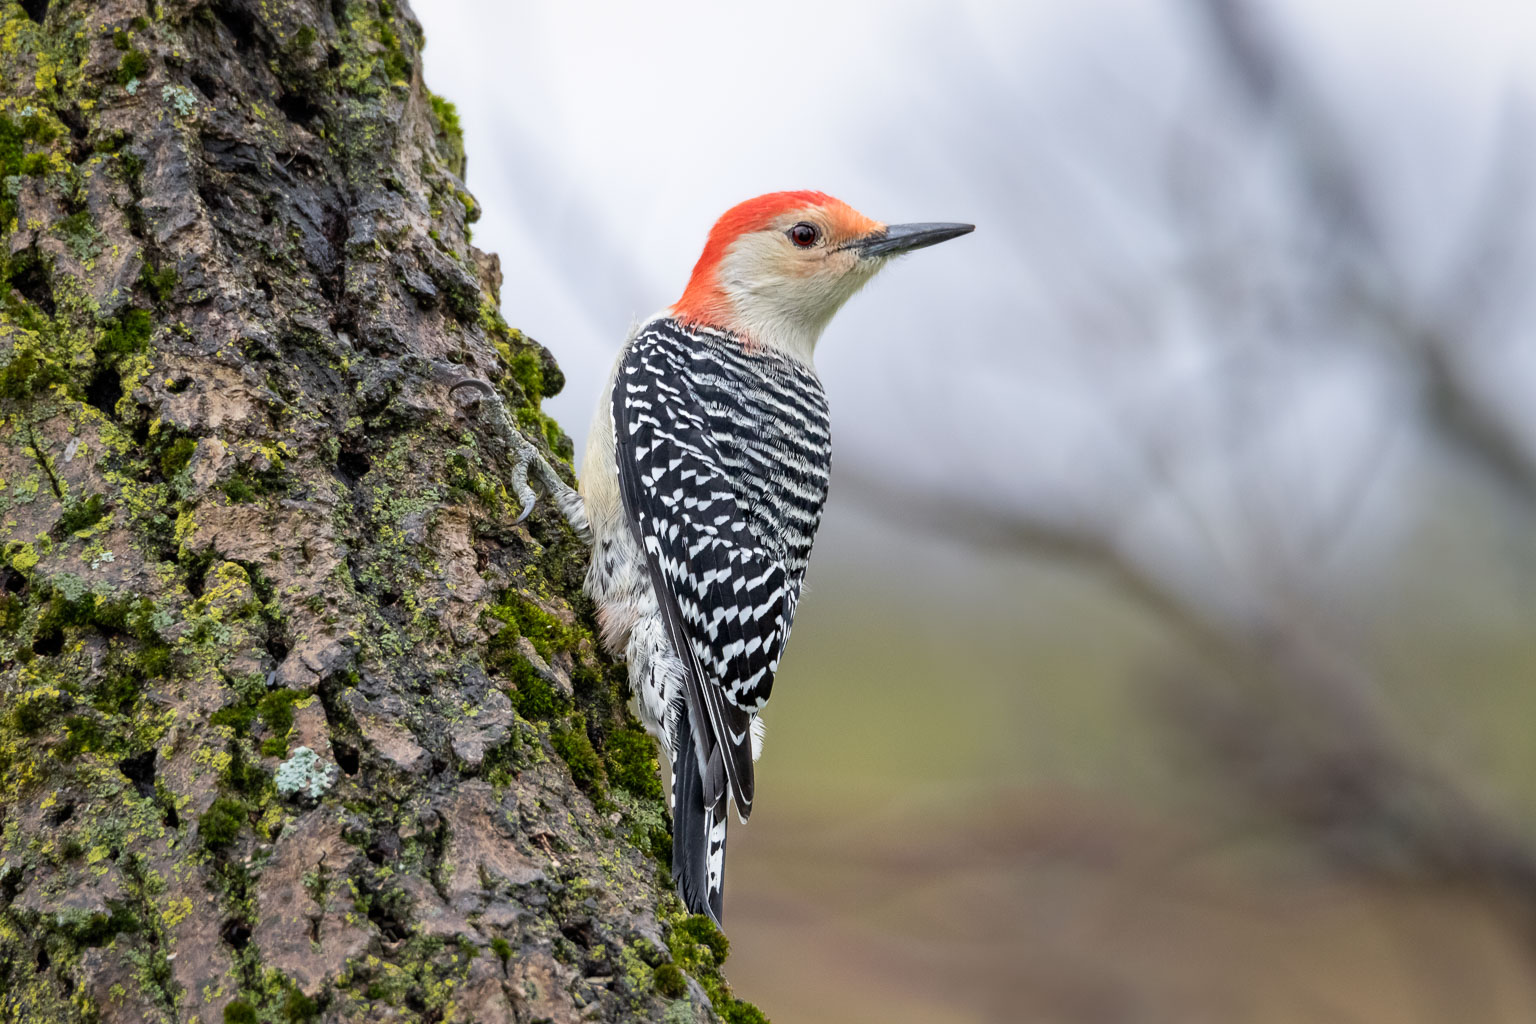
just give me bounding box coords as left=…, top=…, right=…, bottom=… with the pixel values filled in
left=853, top=222, right=975, bottom=258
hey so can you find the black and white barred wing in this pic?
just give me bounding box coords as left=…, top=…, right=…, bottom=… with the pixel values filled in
left=612, top=340, right=795, bottom=823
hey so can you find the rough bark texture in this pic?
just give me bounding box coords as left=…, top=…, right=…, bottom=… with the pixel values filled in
left=0, top=2, right=761, bottom=1021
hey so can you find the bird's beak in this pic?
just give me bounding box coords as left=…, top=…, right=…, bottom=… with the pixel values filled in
left=852, top=222, right=975, bottom=259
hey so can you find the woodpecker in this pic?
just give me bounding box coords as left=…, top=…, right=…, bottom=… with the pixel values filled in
left=578, top=192, right=972, bottom=925
left=452, top=193, right=970, bottom=924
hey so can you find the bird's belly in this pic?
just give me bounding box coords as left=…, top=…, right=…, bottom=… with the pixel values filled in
left=584, top=522, right=679, bottom=749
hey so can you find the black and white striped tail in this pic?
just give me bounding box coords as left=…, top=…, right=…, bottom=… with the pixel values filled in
left=672, top=703, right=727, bottom=925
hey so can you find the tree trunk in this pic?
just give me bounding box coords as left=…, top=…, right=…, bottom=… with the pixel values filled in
left=0, top=2, right=759, bottom=1021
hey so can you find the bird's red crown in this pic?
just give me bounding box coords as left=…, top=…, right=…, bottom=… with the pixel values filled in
left=673, top=191, right=879, bottom=328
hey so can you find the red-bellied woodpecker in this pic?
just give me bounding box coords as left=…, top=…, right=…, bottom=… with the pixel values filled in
left=455, top=193, right=971, bottom=925
left=582, top=192, right=971, bottom=924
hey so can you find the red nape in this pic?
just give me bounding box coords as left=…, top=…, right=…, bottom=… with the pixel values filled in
left=673, top=191, right=843, bottom=327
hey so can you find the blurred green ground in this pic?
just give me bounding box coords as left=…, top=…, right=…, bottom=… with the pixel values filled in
left=724, top=489, right=1536, bottom=1022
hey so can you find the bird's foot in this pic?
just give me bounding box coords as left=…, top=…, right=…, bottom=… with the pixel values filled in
left=449, top=378, right=591, bottom=544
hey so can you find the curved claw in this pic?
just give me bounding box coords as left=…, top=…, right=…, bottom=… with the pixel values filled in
left=448, top=370, right=588, bottom=541
left=511, top=458, right=537, bottom=523
left=449, top=378, right=499, bottom=403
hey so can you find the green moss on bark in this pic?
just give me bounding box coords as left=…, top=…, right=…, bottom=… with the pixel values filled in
left=0, top=0, right=766, bottom=1017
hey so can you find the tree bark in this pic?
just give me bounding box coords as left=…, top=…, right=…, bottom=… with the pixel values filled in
left=0, top=2, right=759, bottom=1021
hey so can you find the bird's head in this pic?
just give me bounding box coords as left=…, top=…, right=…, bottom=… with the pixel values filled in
left=671, top=191, right=972, bottom=362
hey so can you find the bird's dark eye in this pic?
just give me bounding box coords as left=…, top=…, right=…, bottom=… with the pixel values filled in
left=788, top=222, right=820, bottom=248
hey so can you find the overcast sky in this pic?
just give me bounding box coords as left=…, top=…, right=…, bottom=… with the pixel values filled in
left=414, top=0, right=1536, bottom=605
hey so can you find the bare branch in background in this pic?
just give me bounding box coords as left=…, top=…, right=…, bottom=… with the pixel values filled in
left=843, top=456, right=1536, bottom=925
left=845, top=0, right=1536, bottom=921
left=1193, top=0, right=1536, bottom=504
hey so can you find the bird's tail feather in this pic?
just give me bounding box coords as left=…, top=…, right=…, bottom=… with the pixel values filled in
left=672, top=703, right=726, bottom=925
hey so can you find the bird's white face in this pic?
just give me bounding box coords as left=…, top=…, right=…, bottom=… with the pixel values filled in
left=715, top=205, right=888, bottom=361
left=671, top=191, right=973, bottom=364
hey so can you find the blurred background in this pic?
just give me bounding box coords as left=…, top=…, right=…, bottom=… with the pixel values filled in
left=416, top=2, right=1536, bottom=1020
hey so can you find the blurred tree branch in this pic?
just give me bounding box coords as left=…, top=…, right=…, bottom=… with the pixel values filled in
left=1195, top=0, right=1536, bottom=506
left=846, top=0, right=1536, bottom=928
